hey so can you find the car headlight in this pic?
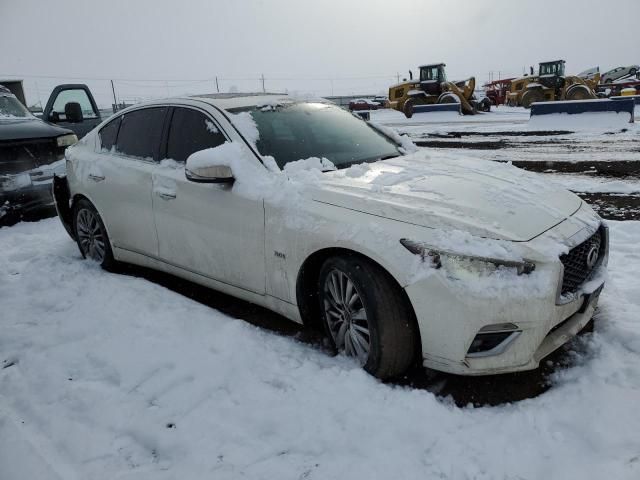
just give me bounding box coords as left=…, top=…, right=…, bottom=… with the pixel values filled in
left=400, top=238, right=535, bottom=275
left=57, top=133, right=78, bottom=147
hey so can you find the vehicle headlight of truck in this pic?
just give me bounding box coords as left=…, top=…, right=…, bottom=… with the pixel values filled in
left=400, top=238, right=536, bottom=276
left=56, top=133, right=78, bottom=148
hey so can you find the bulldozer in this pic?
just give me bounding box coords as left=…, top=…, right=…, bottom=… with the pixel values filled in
left=506, top=60, right=600, bottom=108
left=388, top=63, right=482, bottom=118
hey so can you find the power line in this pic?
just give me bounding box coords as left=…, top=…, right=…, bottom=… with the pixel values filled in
left=0, top=72, right=400, bottom=83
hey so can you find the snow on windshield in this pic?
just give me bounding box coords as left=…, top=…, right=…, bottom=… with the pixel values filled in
left=230, top=103, right=404, bottom=170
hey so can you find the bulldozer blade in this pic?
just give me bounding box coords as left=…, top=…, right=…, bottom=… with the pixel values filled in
left=412, top=103, right=461, bottom=115
left=611, top=95, right=640, bottom=106
left=530, top=98, right=634, bottom=125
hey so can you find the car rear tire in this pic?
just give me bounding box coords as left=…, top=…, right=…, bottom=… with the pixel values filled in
left=318, top=255, right=418, bottom=380
left=73, top=199, right=116, bottom=270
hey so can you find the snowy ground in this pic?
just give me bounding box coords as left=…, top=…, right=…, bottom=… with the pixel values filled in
left=1, top=218, right=640, bottom=479
left=2, top=106, right=640, bottom=479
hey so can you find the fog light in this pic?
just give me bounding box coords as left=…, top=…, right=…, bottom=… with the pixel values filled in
left=466, top=323, right=521, bottom=357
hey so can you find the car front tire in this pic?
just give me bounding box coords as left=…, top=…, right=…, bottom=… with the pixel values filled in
left=318, top=255, right=418, bottom=379
left=73, top=198, right=116, bottom=270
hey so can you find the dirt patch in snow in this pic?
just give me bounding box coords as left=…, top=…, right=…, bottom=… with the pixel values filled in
left=577, top=193, right=640, bottom=221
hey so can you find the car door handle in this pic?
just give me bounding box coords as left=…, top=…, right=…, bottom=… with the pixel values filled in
left=88, top=174, right=105, bottom=182
left=156, top=191, right=176, bottom=200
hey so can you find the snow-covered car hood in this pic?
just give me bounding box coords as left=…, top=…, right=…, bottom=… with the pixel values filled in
left=311, top=153, right=582, bottom=242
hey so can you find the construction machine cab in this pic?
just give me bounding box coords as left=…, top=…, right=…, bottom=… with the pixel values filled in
left=418, top=63, right=447, bottom=96
left=538, top=60, right=566, bottom=90
left=539, top=60, right=566, bottom=77
left=419, top=63, right=447, bottom=82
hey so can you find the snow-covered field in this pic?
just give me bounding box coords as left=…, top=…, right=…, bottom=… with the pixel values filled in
left=1, top=217, right=640, bottom=479
left=2, top=106, right=640, bottom=479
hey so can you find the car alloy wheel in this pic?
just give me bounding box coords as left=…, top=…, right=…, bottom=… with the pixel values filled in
left=323, top=268, right=371, bottom=365
left=76, top=208, right=106, bottom=262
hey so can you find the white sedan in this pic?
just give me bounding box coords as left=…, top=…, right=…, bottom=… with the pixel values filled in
left=54, top=94, right=607, bottom=379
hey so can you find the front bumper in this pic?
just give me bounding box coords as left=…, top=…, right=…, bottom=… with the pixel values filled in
left=404, top=223, right=608, bottom=376
left=0, top=160, right=65, bottom=223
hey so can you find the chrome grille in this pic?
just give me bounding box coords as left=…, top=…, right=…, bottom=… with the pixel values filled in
left=560, top=227, right=604, bottom=295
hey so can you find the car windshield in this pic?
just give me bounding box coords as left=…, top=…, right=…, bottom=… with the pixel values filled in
left=0, top=95, right=33, bottom=119
left=230, top=102, right=401, bottom=170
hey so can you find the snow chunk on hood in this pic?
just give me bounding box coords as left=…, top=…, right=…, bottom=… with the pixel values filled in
left=284, top=157, right=336, bottom=173
left=280, top=157, right=336, bottom=183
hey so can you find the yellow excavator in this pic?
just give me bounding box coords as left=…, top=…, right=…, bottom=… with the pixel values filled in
left=506, top=60, right=600, bottom=108
left=388, top=63, right=483, bottom=118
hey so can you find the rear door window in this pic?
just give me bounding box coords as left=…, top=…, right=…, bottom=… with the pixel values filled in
left=165, top=108, right=227, bottom=162
left=116, top=107, right=167, bottom=160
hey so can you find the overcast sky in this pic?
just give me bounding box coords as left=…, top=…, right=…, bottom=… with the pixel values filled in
left=1, top=0, right=638, bottom=107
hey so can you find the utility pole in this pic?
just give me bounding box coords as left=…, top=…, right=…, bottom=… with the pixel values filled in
left=110, top=80, right=117, bottom=112
left=260, top=74, right=265, bottom=93
left=215, top=76, right=220, bottom=93
left=396, top=72, right=400, bottom=83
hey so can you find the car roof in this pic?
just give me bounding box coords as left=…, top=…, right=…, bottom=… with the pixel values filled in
left=120, top=93, right=330, bottom=113
left=189, top=93, right=296, bottom=110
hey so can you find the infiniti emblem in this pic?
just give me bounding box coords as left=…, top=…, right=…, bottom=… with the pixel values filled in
left=586, top=244, right=599, bottom=269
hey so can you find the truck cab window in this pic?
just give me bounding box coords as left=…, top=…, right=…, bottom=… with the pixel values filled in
left=51, top=89, right=99, bottom=120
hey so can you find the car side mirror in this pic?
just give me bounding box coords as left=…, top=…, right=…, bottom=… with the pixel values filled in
left=65, top=102, right=84, bottom=123
left=185, top=163, right=235, bottom=184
